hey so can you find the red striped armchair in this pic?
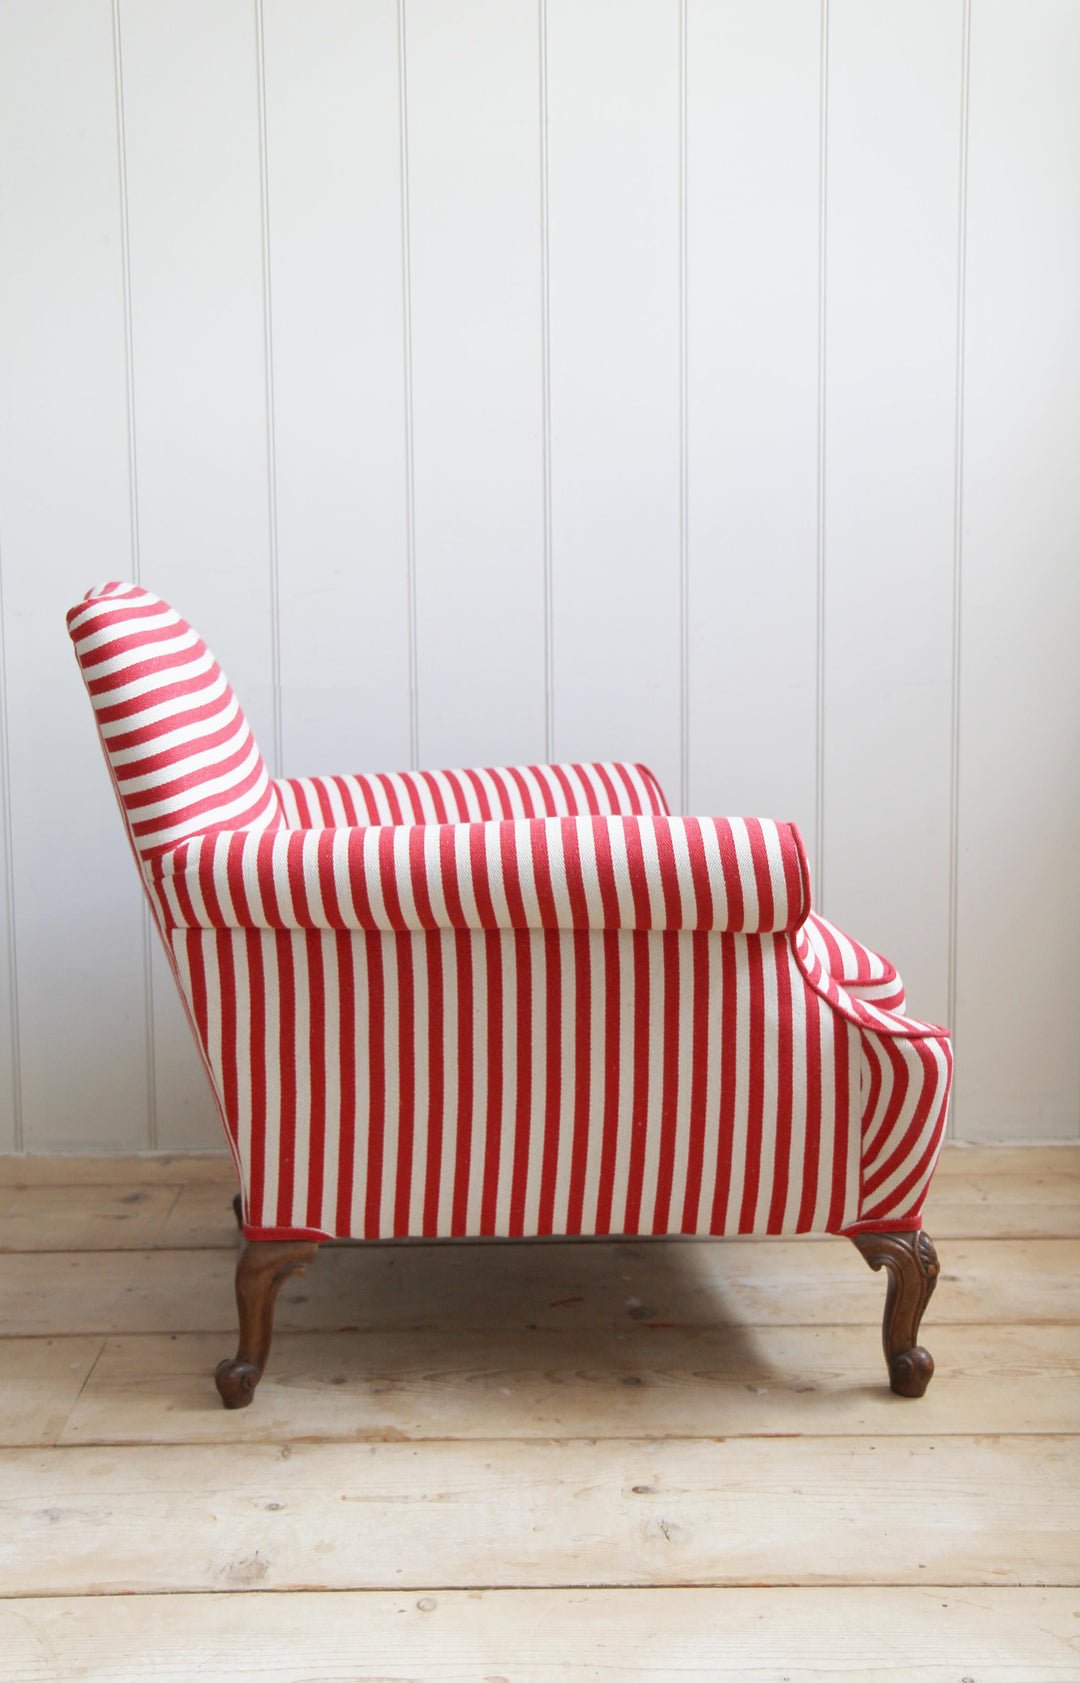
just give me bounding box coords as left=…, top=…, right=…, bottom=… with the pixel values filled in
left=69, top=583, right=951, bottom=1407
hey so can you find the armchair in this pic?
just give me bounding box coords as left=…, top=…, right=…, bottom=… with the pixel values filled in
left=68, top=582, right=951, bottom=1407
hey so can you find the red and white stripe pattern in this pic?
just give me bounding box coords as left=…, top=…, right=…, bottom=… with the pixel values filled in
left=170, top=924, right=865, bottom=1240
left=854, top=1030, right=951, bottom=1231
left=148, top=814, right=811, bottom=936
left=793, top=922, right=951, bottom=1231
left=802, top=912, right=906, bottom=1013
left=66, top=583, right=283, bottom=860
left=69, top=584, right=953, bottom=1244
left=276, top=762, right=669, bottom=826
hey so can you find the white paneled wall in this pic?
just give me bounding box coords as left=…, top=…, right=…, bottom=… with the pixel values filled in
left=954, top=0, right=1080, bottom=1139
left=547, top=0, right=683, bottom=794
left=0, top=0, right=1077, bottom=1151
left=821, top=0, right=965, bottom=1031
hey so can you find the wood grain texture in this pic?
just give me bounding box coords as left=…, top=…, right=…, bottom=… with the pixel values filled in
left=0, top=1337, right=103, bottom=1449
left=3, top=1587, right=1079, bottom=1681
left=0, top=1185, right=181, bottom=1253
left=0, top=1153, right=236, bottom=1188
left=1, top=1236, right=1076, bottom=1338
left=2, top=1435, right=1076, bottom=1593
left=921, top=1172, right=1080, bottom=1237
left=0, top=1152, right=1077, bottom=1666
left=53, top=1322, right=1080, bottom=1448
left=932, top=1145, right=1080, bottom=1178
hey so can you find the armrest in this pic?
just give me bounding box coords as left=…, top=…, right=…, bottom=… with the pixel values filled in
left=793, top=924, right=944, bottom=1041
left=274, top=760, right=670, bottom=827
left=802, top=911, right=906, bottom=1012
left=149, top=814, right=810, bottom=935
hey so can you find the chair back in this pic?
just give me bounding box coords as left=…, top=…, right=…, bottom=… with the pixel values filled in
left=67, top=582, right=283, bottom=862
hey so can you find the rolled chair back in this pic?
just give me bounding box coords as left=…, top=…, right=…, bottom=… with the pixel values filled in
left=67, top=582, right=283, bottom=864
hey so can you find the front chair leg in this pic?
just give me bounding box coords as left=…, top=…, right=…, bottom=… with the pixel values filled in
left=851, top=1230, right=940, bottom=1398
left=215, top=1239, right=319, bottom=1409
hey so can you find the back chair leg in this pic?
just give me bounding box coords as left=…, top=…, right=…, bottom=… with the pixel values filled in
left=850, top=1229, right=940, bottom=1398
left=215, top=1239, right=319, bottom=1409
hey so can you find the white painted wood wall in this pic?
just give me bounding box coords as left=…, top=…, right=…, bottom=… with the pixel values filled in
left=0, top=0, right=1077, bottom=1152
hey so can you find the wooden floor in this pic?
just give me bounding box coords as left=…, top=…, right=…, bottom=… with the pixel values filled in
left=0, top=1146, right=1078, bottom=1680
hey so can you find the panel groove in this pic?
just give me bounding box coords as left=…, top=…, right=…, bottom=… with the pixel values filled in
left=539, top=0, right=554, bottom=765
left=814, top=0, right=830, bottom=894
left=677, top=0, right=689, bottom=815
left=110, top=0, right=156, bottom=1151
left=254, top=0, right=282, bottom=781
left=396, top=0, right=419, bottom=771
left=947, top=0, right=973, bottom=1110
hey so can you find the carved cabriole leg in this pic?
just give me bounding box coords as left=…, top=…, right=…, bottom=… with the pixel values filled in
left=851, top=1230, right=940, bottom=1398
left=215, top=1239, right=319, bottom=1409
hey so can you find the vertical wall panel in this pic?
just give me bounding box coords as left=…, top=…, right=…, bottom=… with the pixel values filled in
left=407, top=0, right=546, bottom=770
left=547, top=0, right=682, bottom=797
left=821, top=0, right=963, bottom=1029
left=0, top=0, right=150, bottom=1149
left=1, top=2, right=1078, bottom=1153
left=119, top=0, right=275, bottom=1147
left=685, top=0, right=821, bottom=840
left=0, top=642, right=15, bottom=1148
left=954, top=0, right=1080, bottom=1139
left=263, top=0, right=412, bottom=780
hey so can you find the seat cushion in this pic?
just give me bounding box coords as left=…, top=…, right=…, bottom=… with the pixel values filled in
left=67, top=582, right=284, bottom=861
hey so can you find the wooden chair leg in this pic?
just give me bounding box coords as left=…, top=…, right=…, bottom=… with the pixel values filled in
left=215, top=1239, right=319, bottom=1409
left=850, top=1229, right=940, bottom=1398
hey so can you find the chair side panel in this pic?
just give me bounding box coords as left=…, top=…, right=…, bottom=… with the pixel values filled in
left=167, top=926, right=865, bottom=1241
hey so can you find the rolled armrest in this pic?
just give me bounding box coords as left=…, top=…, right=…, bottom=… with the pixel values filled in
left=149, top=814, right=810, bottom=935
left=274, top=760, right=671, bottom=827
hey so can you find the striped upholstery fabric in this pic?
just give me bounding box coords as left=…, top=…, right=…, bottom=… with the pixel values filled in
left=66, top=582, right=283, bottom=860
left=69, top=584, right=952, bottom=1245
left=276, top=762, right=669, bottom=826
left=148, top=815, right=811, bottom=935
left=802, top=912, right=906, bottom=1013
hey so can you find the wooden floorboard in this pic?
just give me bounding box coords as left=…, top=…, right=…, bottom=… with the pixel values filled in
left=3, top=1588, right=1079, bottom=1681
left=0, top=1153, right=238, bottom=1187
left=2, top=1234, right=1077, bottom=1338
left=4, top=1171, right=1079, bottom=1250
left=0, top=1338, right=104, bottom=1448
left=0, top=1140, right=1074, bottom=1186
left=3, top=1435, right=1078, bottom=1593
left=0, top=1148, right=1077, bottom=1677
left=16, top=1322, right=1074, bottom=1447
